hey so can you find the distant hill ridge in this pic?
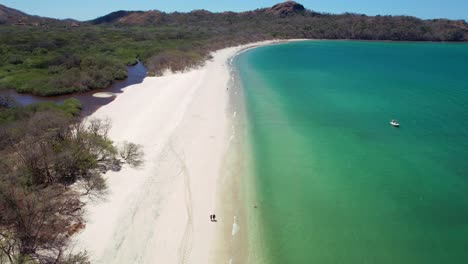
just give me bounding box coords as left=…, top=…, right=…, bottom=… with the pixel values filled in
left=1, top=1, right=467, bottom=41
left=90, top=10, right=144, bottom=25
left=0, top=4, right=58, bottom=26
left=89, top=1, right=315, bottom=25
left=83, top=1, right=467, bottom=41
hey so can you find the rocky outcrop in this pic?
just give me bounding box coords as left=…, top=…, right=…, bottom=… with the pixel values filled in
left=265, top=1, right=305, bottom=16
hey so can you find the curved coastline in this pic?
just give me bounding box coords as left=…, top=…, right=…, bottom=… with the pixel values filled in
left=72, top=40, right=304, bottom=263
left=226, top=40, right=468, bottom=264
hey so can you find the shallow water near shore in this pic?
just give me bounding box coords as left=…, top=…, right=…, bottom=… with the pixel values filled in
left=235, top=41, right=468, bottom=263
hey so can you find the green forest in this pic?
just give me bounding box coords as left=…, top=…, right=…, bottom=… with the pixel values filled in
left=0, top=1, right=467, bottom=96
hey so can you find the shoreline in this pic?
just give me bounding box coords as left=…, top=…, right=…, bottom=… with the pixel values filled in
left=6, top=38, right=439, bottom=117
left=73, top=39, right=303, bottom=263
left=216, top=39, right=468, bottom=263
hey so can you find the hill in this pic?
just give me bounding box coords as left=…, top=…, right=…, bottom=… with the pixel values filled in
left=89, top=1, right=308, bottom=25
left=0, top=4, right=83, bottom=27
left=0, top=4, right=33, bottom=25
left=0, top=4, right=64, bottom=26
left=0, top=1, right=467, bottom=96
left=88, top=1, right=467, bottom=42
left=90, top=10, right=143, bottom=25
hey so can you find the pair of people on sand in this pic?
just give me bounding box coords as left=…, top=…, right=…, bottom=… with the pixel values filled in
left=210, top=214, right=217, bottom=222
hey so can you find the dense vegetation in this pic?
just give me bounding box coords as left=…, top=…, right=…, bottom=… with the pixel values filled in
left=0, top=1, right=467, bottom=96
left=0, top=97, right=81, bottom=123
left=0, top=27, right=131, bottom=95
left=0, top=99, right=143, bottom=263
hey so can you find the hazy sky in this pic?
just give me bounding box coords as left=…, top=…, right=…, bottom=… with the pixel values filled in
left=1, top=0, right=467, bottom=21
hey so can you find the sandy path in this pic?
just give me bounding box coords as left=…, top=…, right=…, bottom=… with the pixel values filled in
left=72, top=41, right=286, bottom=264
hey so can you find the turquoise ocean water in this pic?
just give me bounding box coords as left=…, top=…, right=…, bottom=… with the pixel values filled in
left=234, top=41, right=468, bottom=263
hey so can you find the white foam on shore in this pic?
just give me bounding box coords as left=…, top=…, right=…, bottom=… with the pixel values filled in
left=232, top=216, right=240, bottom=237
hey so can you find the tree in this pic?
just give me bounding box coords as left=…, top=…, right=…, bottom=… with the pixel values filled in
left=0, top=185, right=83, bottom=263
left=0, top=109, right=143, bottom=263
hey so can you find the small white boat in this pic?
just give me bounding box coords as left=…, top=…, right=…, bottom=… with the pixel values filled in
left=390, top=119, right=400, bottom=127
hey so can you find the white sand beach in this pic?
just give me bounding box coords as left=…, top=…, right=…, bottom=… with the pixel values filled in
left=73, top=40, right=286, bottom=264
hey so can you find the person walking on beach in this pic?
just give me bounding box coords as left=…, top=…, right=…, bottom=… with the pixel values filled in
left=209, top=214, right=217, bottom=222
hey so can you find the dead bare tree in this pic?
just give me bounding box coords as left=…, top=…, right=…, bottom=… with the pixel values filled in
left=0, top=111, right=144, bottom=263
left=119, top=141, right=144, bottom=168
left=0, top=185, right=83, bottom=263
